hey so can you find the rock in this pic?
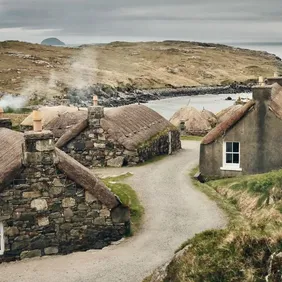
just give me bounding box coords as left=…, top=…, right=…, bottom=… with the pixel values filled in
left=20, top=250, right=42, bottom=260
left=31, top=199, right=48, bottom=211
left=22, top=191, right=41, bottom=198
left=41, top=38, right=65, bottom=46
left=85, top=191, right=97, bottom=204
left=37, top=216, right=49, bottom=227
left=94, top=143, right=106, bottom=149
left=107, top=156, right=125, bottom=167
left=62, top=198, right=76, bottom=208
left=64, top=208, right=73, bottom=219
left=5, top=227, right=19, bottom=237
left=94, top=217, right=106, bottom=225
left=44, top=247, right=58, bottom=255
left=36, top=139, right=55, bottom=151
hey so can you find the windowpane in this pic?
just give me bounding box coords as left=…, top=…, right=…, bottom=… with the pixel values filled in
left=233, top=142, right=239, bottom=153
left=226, top=153, right=233, bottom=163
left=233, top=153, right=239, bottom=164
left=226, top=142, right=233, bottom=152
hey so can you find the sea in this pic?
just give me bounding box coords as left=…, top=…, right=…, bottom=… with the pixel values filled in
left=146, top=43, right=282, bottom=119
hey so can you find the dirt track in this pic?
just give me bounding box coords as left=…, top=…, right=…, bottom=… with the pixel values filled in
left=0, top=141, right=226, bottom=282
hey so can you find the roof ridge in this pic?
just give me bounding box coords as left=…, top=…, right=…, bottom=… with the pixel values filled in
left=201, top=100, right=255, bottom=145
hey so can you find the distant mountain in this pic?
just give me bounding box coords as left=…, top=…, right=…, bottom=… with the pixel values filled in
left=41, top=38, right=65, bottom=46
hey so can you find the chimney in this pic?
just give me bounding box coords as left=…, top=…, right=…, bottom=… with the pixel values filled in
left=0, top=108, right=12, bottom=129
left=23, top=129, right=57, bottom=167
left=252, top=77, right=272, bottom=102
left=93, top=95, right=98, bottom=106
left=33, top=110, right=42, bottom=132
left=265, top=73, right=282, bottom=86
left=88, top=96, right=104, bottom=128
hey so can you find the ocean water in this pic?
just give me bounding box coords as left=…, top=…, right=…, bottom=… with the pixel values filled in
left=146, top=43, right=282, bottom=119
left=146, top=93, right=252, bottom=120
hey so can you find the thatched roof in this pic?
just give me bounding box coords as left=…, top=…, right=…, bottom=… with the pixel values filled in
left=46, top=104, right=175, bottom=151
left=170, top=106, right=212, bottom=136
left=45, top=110, right=87, bottom=138
left=202, top=101, right=255, bottom=145
left=101, top=104, right=175, bottom=150
left=201, top=109, right=218, bottom=127
left=21, top=106, right=79, bottom=127
left=216, top=104, right=244, bottom=124
left=269, top=83, right=282, bottom=119
left=0, top=128, right=24, bottom=188
left=0, top=128, right=120, bottom=209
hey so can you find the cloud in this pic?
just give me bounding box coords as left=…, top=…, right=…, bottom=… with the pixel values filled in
left=0, top=0, right=281, bottom=43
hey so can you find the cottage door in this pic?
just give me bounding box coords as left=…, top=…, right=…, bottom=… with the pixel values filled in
left=168, top=131, right=172, bottom=155
left=0, top=222, right=4, bottom=255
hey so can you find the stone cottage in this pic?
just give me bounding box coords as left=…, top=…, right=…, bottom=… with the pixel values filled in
left=170, top=106, right=216, bottom=136
left=0, top=126, right=130, bottom=262
left=44, top=103, right=181, bottom=167
left=199, top=79, right=282, bottom=179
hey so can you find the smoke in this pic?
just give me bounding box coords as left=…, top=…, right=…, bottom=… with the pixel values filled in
left=20, top=47, right=98, bottom=102
left=0, top=94, right=27, bottom=109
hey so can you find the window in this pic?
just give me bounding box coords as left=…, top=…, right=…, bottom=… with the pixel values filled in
left=221, top=142, right=242, bottom=171
left=0, top=222, right=4, bottom=255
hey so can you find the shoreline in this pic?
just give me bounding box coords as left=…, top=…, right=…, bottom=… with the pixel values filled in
left=96, top=84, right=252, bottom=107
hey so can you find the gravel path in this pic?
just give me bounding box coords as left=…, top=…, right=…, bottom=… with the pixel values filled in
left=0, top=141, right=227, bottom=282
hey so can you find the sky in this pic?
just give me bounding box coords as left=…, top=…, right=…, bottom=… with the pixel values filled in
left=0, top=0, right=282, bottom=45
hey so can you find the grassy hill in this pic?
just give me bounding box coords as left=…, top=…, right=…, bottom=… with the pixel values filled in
left=0, top=40, right=281, bottom=99
left=146, top=169, right=282, bottom=281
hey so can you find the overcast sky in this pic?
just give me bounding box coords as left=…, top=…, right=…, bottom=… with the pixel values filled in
left=0, top=0, right=282, bottom=44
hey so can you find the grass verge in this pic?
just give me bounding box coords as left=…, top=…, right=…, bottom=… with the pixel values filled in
left=146, top=168, right=282, bottom=282
left=102, top=173, right=144, bottom=235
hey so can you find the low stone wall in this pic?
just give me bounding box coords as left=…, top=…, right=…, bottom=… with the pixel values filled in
left=0, top=166, right=127, bottom=263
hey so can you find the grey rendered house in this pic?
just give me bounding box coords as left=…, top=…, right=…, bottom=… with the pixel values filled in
left=199, top=81, right=282, bottom=179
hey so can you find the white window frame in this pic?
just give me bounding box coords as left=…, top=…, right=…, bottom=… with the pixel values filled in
left=220, top=141, right=242, bottom=171
left=0, top=222, right=4, bottom=255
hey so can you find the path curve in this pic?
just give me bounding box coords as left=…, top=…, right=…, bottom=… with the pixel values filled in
left=0, top=141, right=226, bottom=282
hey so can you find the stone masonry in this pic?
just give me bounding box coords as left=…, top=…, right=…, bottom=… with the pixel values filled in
left=0, top=130, right=129, bottom=263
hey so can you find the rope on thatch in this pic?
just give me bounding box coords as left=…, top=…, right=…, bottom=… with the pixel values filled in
left=56, top=119, right=88, bottom=148
left=216, top=104, right=244, bottom=124
left=202, top=101, right=255, bottom=145
left=55, top=148, right=120, bottom=209
left=0, top=128, right=24, bottom=190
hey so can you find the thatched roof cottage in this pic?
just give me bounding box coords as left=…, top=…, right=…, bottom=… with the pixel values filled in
left=0, top=125, right=129, bottom=262
left=170, top=106, right=216, bottom=136
left=39, top=103, right=181, bottom=167
left=199, top=77, right=282, bottom=180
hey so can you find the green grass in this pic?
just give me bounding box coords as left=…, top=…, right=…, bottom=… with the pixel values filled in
left=181, top=135, right=203, bottom=141
left=145, top=167, right=282, bottom=282
left=102, top=173, right=144, bottom=235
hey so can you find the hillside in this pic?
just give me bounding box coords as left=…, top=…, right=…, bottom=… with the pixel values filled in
left=146, top=169, right=282, bottom=281
left=0, top=40, right=281, bottom=100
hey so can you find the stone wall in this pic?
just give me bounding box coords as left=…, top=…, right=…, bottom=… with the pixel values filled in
left=0, top=131, right=128, bottom=263
left=62, top=106, right=181, bottom=167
